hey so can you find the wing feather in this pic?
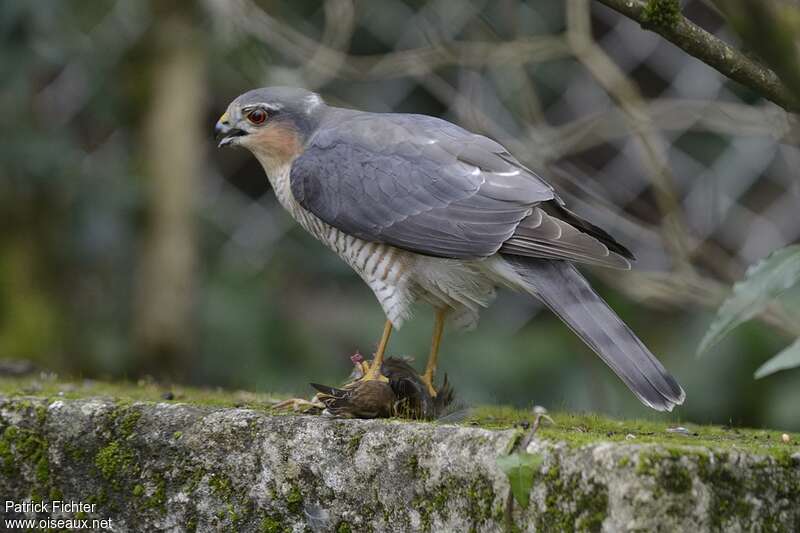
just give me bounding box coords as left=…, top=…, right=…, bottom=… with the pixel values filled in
left=291, top=108, right=632, bottom=266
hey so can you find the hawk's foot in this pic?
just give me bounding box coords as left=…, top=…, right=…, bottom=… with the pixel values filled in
left=351, top=352, right=389, bottom=384
left=420, top=371, right=438, bottom=398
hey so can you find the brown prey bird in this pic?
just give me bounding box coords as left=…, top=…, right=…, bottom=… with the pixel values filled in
left=215, top=87, right=685, bottom=412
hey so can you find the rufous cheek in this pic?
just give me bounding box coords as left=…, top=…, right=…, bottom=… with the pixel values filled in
left=246, top=123, right=303, bottom=164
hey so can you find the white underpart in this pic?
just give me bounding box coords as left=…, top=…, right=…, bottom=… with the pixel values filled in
left=304, top=94, right=322, bottom=114
left=251, top=154, right=512, bottom=331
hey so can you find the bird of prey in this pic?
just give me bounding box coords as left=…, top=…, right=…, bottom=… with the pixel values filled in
left=215, top=86, right=685, bottom=412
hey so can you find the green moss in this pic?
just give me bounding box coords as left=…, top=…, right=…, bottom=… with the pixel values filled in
left=185, top=467, right=206, bottom=493
left=209, top=473, right=233, bottom=499
left=260, top=516, right=282, bottom=533
left=65, top=441, right=85, bottom=462
left=465, top=477, right=496, bottom=526
left=206, top=472, right=256, bottom=527
left=467, top=407, right=800, bottom=459
left=0, top=375, right=284, bottom=410
left=0, top=409, right=55, bottom=500
left=147, top=476, right=166, bottom=510
left=0, top=432, right=16, bottom=475
left=94, top=440, right=135, bottom=486
left=406, top=453, right=430, bottom=481
left=636, top=454, right=656, bottom=476
left=635, top=450, right=693, bottom=495
left=642, top=0, right=681, bottom=29
left=285, top=486, right=303, bottom=514
left=335, top=521, right=352, bottom=533
left=347, top=432, right=363, bottom=455
left=699, top=460, right=754, bottom=529
left=660, top=461, right=692, bottom=493
left=2, top=377, right=794, bottom=459
left=48, top=487, right=62, bottom=501
left=87, top=488, right=108, bottom=507
left=1, top=379, right=797, bottom=530
left=410, top=475, right=496, bottom=532
left=119, top=409, right=141, bottom=437
left=34, top=404, right=48, bottom=425
left=35, top=453, right=49, bottom=484
left=537, top=460, right=608, bottom=532
left=3, top=425, right=18, bottom=440
left=226, top=503, right=239, bottom=525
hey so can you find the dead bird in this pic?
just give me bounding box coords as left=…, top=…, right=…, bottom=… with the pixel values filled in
left=303, top=354, right=457, bottom=420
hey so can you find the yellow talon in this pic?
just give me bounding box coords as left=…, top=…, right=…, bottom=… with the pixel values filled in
left=360, top=320, right=393, bottom=383
left=421, top=372, right=437, bottom=398
left=420, top=309, right=446, bottom=398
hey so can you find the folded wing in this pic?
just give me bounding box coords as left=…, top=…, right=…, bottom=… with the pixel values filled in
left=291, top=110, right=631, bottom=267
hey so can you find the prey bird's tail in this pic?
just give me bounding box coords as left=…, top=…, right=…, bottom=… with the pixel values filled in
left=504, top=256, right=685, bottom=412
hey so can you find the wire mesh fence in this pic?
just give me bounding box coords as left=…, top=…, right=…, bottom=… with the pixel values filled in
left=197, top=0, right=800, bottom=330
left=2, top=0, right=798, bottom=424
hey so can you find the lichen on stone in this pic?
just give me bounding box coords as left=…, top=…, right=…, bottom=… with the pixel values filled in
left=0, top=387, right=797, bottom=531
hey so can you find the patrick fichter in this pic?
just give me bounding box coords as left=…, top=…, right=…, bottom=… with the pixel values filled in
left=5, top=500, right=97, bottom=513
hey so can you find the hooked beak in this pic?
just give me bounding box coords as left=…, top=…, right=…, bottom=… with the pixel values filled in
left=215, top=118, right=246, bottom=148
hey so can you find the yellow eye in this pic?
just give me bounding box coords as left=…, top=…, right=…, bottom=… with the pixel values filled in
left=247, top=108, right=267, bottom=125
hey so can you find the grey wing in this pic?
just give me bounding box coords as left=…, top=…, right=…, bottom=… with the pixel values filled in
left=291, top=110, right=632, bottom=266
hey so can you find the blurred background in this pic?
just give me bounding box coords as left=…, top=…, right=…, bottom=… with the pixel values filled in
left=1, top=0, right=798, bottom=429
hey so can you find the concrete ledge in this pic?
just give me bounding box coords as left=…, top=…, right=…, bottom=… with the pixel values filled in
left=0, top=395, right=798, bottom=532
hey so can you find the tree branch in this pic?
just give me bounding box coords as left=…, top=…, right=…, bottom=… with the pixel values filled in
left=595, top=0, right=799, bottom=112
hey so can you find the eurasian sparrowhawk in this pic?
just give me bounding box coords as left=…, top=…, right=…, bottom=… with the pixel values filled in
left=215, top=86, right=685, bottom=412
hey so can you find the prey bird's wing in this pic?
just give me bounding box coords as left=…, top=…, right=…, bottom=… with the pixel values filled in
left=291, top=110, right=631, bottom=267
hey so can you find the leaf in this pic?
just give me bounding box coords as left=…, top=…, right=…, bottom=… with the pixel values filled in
left=698, top=245, right=800, bottom=355
left=495, top=452, right=543, bottom=508
left=754, top=338, right=800, bottom=379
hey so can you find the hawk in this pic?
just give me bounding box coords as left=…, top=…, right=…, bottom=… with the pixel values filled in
left=215, top=87, right=685, bottom=412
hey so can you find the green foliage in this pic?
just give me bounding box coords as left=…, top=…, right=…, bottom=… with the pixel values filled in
left=754, top=338, right=800, bottom=379
left=699, top=245, right=800, bottom=378
left=495, top=452, right=543, bottom=508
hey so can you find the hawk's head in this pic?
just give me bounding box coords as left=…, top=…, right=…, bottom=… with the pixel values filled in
left=215, top=86, right=325, bottom=166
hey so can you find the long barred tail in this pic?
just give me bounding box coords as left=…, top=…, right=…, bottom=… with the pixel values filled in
left=505, top=256, right=685, bottom=412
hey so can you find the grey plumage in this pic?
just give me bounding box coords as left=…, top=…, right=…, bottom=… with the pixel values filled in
left=291, top=109, right=633, bottom=269
left=505, top=256, right=685, bottom=411
left=291, top=111, right=555, bottom=259
left=216, top=87, right=685, bottom=412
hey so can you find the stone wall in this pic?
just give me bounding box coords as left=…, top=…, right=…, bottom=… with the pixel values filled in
left=0, top=395, right=798, bottom=532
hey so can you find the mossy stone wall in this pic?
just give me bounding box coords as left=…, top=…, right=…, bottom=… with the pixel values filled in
left=0, top=395, right=798, bottom=532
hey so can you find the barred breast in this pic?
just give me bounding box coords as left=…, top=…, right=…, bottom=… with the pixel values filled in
left=257, top=161, right=498, bottom=331
left=265, top=164, right=416, bottom=327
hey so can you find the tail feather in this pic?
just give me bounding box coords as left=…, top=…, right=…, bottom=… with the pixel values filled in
left=504, top=256, right=685, bottom=412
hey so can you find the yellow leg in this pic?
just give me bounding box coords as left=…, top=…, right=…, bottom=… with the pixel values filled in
left=421, top=309, right=446, bottom=397
left=363, top=320, right=392, bottom=382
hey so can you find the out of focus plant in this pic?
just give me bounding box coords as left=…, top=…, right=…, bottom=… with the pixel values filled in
left=699, top=245, right=800, bottom=379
